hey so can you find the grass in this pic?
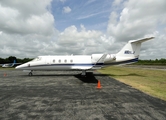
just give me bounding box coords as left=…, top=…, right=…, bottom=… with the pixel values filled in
left=98, top=66, right=166, bottom=101
left=0, top=67, right=15, bottom=70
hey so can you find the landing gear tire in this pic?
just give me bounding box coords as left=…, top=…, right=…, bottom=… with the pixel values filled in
left=81, top=70, right=86, bottom=76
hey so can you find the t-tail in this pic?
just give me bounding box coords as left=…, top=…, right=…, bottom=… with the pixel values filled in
left=104, top=37, right=154, bottom=65
left=116, top=37, right=154, bottom=64
left=11, top=60, right=16, bottom=67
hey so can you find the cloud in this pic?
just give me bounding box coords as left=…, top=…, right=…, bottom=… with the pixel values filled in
left=0, top=0, right=165, bottom=60
left=60, top=0, right=66, bottom=3
left=77, top=11, right=108, bottom=20
left=0, top=0, right=58, bottom=58
left=0, top=0, right=55, bottom=35
left=107, top=0, right=166, bottom=59
left=63, top=6, right=71, bottom=13
left=56, top=25, right=114, bottom=55
left=0, top=0, right=52, bottom=18
left=84, top=0, right=96, bottom=5
left=113, top=0, right=123, bottom=6
left=107, top=0, right=166, bottom=41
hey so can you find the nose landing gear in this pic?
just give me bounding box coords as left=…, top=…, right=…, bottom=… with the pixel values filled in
left=28, top=71, right=33, bottom=76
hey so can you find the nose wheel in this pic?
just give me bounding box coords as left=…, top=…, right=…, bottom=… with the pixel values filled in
left=29, top=71, right=33, bottom=76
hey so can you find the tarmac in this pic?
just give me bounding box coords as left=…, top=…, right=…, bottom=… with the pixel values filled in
left=0, top=69, right=166, bottom=120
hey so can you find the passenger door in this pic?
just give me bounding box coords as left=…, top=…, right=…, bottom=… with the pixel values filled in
left=45, top=57, right=51, bottom=65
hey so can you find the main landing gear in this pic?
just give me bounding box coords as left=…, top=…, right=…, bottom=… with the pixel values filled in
left=81, top=70, right=86, bottom=76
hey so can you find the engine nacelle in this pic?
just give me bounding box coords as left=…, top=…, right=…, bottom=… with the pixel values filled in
left=110, top=54, right=116, bottom=60
left=91, top=54, right=116, bottom=63
left=91, top=54, right=103, bottom=63
left=105, top=54, right=116, bottom=62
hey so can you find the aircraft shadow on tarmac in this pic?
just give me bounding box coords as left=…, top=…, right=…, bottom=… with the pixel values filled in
left=74, top=72, right=100, bottom=83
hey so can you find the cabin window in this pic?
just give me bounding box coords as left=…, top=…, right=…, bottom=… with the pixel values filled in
left=59, top=60, right=61, bottom=63
left=70, top=60, right=73, bottom=63
left=64, top=59, right=67, bottom=63
left=53, top=59, right=55, bottom=63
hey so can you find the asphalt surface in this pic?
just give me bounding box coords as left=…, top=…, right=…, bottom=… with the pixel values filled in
left=0, top=69, right=166, bottom=120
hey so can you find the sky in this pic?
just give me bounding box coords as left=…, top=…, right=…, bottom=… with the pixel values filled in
left=0, top=0, right=166, bottom=59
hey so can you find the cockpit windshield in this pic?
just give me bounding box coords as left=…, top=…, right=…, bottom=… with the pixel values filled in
left=31, top=57, right=42, bottom=62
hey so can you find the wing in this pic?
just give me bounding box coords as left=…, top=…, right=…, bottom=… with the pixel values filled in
left=71, top=54, right=107, bottom=70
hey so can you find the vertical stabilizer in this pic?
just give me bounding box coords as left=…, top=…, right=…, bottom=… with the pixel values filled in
left=116, top=37, right=154, bottom=59
left=11, top=60, right=16, bottom=67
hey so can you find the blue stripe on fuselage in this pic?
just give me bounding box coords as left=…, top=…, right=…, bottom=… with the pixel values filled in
left=29, top=63, right=104, bottom=67
left=104, top=58, right=138, bottom=66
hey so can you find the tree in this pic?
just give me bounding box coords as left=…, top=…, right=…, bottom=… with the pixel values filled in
left=7, top=56, right=17, bottom=63
left=0, top=58, right=5, bottom=64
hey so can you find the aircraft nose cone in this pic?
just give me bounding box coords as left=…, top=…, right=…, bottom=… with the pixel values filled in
left=15, top=65, right=21, bottom=69
left=15, top=64, right=26, bottom=69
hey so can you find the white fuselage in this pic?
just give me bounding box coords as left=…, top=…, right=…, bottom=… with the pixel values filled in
left=2, top=63, right=14, bottom=68
left=15, top=54, right=137, bottom=71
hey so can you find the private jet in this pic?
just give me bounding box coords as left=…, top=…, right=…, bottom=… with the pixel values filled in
left=1, top=60, right=21, bottom=68
left=15, top=37, right=154, bottom=76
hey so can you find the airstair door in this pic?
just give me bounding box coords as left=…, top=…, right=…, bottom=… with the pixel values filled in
left=45, top=57, right=51, bottom=65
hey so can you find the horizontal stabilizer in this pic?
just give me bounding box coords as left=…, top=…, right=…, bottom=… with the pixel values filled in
left=129, top=37, right=154, bottom=43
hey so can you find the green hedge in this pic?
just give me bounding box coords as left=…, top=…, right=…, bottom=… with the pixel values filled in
left=134, top=58, right=166, bottom=65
